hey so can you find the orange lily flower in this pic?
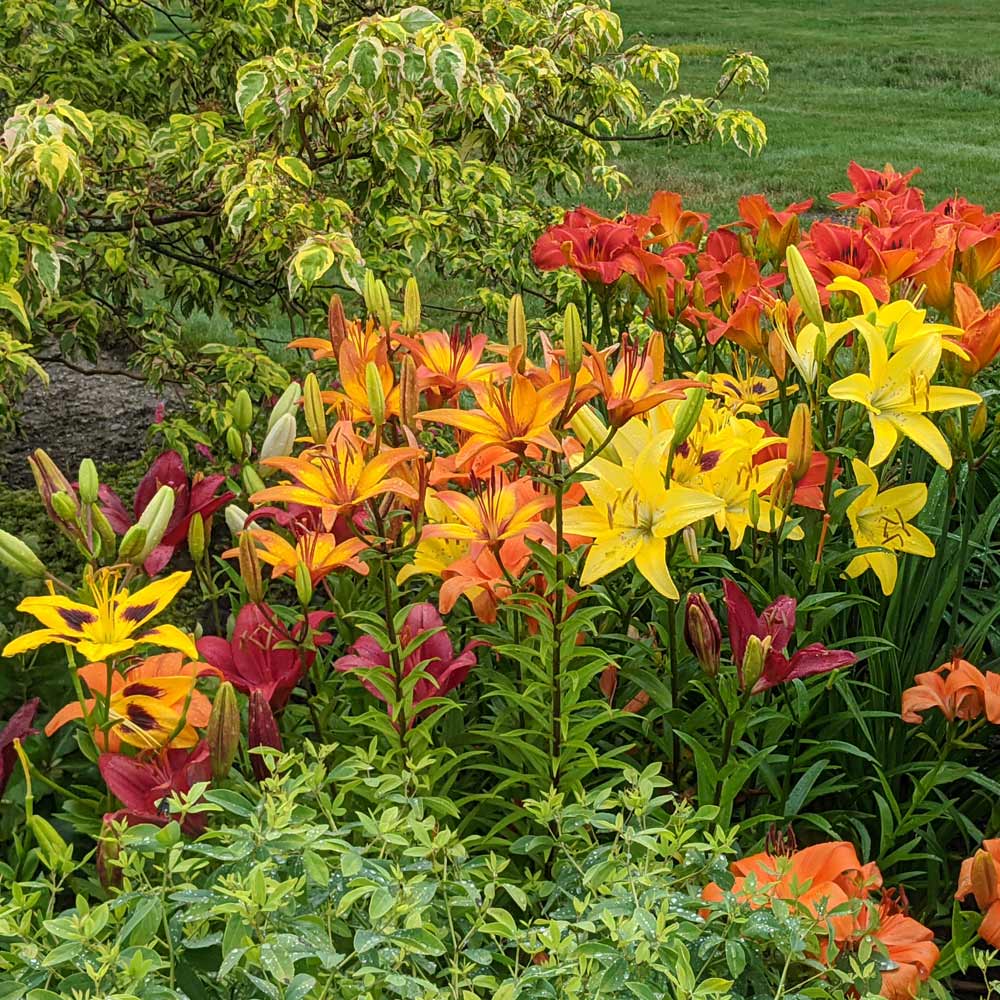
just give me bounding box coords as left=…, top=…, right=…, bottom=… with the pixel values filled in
left=45, top=653, right=218, bottom=751
left=953, top=282, right=1000, bottom=376
left=291, top=312, right=386, bottom=364
left=238, top=530, right=369, bottom=585
left=420, top=373, right=569, bottom=466
left=395, top=327, right=498, bottom=405
left=901, top=657, right=1000, bottom=725
left=871, top=901, right=940, bottom=1000
left=958, top=223, right=1000, bottom=290
left=957, top=840, right=1000, bottom=948
left=321, top=339, right=399, bottom=423
left=642, top=190, right=709, bottom=246
left=253, top=421, right=421, bottom=529
left=421, top=473, right=554, bottom=553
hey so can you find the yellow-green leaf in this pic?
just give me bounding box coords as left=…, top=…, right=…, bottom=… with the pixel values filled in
left=277, top=156, right=313, bottom=187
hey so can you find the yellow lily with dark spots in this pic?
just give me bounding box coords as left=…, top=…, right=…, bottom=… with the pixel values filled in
left=2, top=568, right=196, bottom=662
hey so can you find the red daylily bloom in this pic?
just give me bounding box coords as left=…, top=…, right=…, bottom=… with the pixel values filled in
left=532, top=208, right=645, bottom=285
left=723, top=579, right=857, bottom=693
left=730, top=194, right=813, bottom=265
left=100, top=451, right=234, bottom=575
left=100, top=741, right=212, bottom=835
left=196, top=602, right=334, bottom=711
left=0, top=699, right=39, bottom=798
left=830, top=162, right=923, bottom=214
left=863, top=216, right=950, bottom=286
left=799, top=222, right=888, bottom=304
left=334, top=603, right=483, bottom=726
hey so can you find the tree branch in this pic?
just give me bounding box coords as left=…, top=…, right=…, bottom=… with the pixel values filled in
left=542, top=110, right=677, bottom=143
left=88, top=0, right=142, bottom=41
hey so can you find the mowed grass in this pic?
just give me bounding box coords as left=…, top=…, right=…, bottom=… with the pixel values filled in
left=599, top=0, right=1000, bottom=222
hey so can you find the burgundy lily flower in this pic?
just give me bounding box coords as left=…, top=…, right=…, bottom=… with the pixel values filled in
left=196, top=602, right=334, bottom=711
left=99, top=450, right=235, bottom=575
left=0, top=699, right=39, bottom=798
left=334, top=603, right=482, bottom=726
left=99, top=742, right=212, bottom=835
left=723, top=580, right=857, bottom=694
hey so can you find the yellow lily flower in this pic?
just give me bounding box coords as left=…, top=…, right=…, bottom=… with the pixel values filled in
left=563, top=441, right=723, bottom=598
left=842, top=459, right=935, bottom=595
left=2, top=568, right=196, bottom=661
left=827, top=320, right=981, bottom=469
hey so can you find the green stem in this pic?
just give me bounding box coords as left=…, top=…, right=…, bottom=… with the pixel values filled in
left=550, top=475, right=566, bottom=787
left=379, top=552, right=409, bottom=752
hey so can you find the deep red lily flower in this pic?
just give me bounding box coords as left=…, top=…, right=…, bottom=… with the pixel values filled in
left=532, top=208, right=645, bottom=285
left=799, top=222, right=888, bottom=304
left=0, top=699, right=39, bottom=798
left=723, top=579, right=857, bottom=693
left=863, top=216, right=949, bottom=285
left=334, top=603, right=483, bottom=726
left=196, top=602, right=334, bottom=711
left=99, top=741, right=212, bottom=835
left=100, top=450, right=235, bottom=575
left=829, top=162, right=923, bottom=212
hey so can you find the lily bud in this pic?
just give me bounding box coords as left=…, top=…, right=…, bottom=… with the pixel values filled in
left=786, top=403, right=814, bottom=484
left=328, top=294, right=349, bottom=356
left=302, top=372, right=328, bottom=444
left=294, top=560, right=313, bottom=607
left=786, top=245, right=824, bottom=329
left=684, top=593, right=721, bottom=677
left=187, top=514, right=206, bottom=563
left=971, top=402, right=988, bottom=442
left=96, top=817, right=123, bottom=890
left=563, top=303, right=583, bottom=374
left=365, top=362, right=385, bottom=427
left=118, top=524, right=148, bottom=563
left=569, top=405, right=618, bottom=460
left=232, top=388, right=253, bottom=433
left=507, top=294, right=527, bottom=373
left=248, top=690, right=282, bottom=781
left=242, top=466, right=266, bottom=496
left=748, top=489, right=761, bottom=528
left=403, top=276, right=421, bottom=334
left=267, top=383, right=301, bottom=433
left=91, top=505, right=117, bottom=555
left=364, top=273, right=392, bottom=329
left=238, top=531, right=264, bottom=604
left=207, top=681, right=241, bottom=781
left=672, top=381, right=707, bottom=447
left=681, top=525, right=700, bottom=565
left=51, top=491, right=78, bottom=523
left=740, top=634, right=772, bottom=693
left=399, top=354, right=419, bottom=430
left=135, top=484, right=176, bottom=563
left=226, top=505, right=248, bottom=536
left=78, top=458, right=99, bottom=506
left=226, top=426, right=245, bottom=463
left=29, top=449, right=78, bottom=519
left=971, top=849, right=998, bottom=910
left=260, top=412, right=297, bottom=461
left=0, top=529, right=46, bottom=579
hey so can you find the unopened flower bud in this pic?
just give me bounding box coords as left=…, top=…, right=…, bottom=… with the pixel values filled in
left=563, top=303, right=583, bottom=374
left=364, top=272, right=392, bottom=329
left=242, top=465, right=266, bottom=496
left=225, top=504, right=248, bottom=536
left=267, top=383, right=301, bottom=432
left=672, top=381, right=707, bottom=446
left=748, top=489, right=761, bottom=527
left=507, top=294, right=527, bottom=373
left=971, top=402, right=988, bottom=443
left=786, top=245, right=824, bottom=329
left=248, top=690, right=282, bottom=781
left=365, top=362, right=385, bottom=427
left=684, top=593, right=721, bottom=677
left=78, top=458, right=99, bottom=506
left=294, top=559, right=313, bottom=606
left=91, top=505, right=117, bottom=555
left=51, top=491, right=78, bottom=523
left=238, top=531, right=264, bottom=604
left=773, top=467, right=796, bottom=510
left=681, top=525, right=700, bottom=565
left=260, top=413, right=297, bottom=461
left=226, top=425, right=245, bottom=462
left=207, top=681, right=241, bottom=781
left=569, top=405, right=618, bottom=461
left=741, top=634, right=772, bottom=693
left=786, top=403, right=814, bottom=484
left=96, top=817, right=123, bottom=890
left=0, top=529, right=46, bottom=579
left=232, top=388, right=253, bottom=433
left=187, top=514, right=206, bottom=563
left=29, top=449, right=78, bottom=515
left=328, top=294, right=348, bottom=355
left=118, top=524, right=148, bottom=563
left=302, top=372, right=328, bottom=444
left=135, top=484, right=175, bottom=563
left=971, top=849, right=998, bottom=910
left=403, top=276, right=421, bottom=334
left=399, top=354, right=419, bottom=430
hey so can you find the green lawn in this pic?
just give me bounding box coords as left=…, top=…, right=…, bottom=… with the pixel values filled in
left=601, top=0, right=1000, bottom=222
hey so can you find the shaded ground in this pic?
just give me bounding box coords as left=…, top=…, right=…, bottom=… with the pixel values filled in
left=0, top=357, right=172, bottom=488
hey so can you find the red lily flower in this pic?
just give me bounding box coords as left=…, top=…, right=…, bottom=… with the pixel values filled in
left=863, top=216, right=950, bottom=286
left=196, top=602, right=334, bottom=711
left=754, top=422, right=838, bottom=511
left=730, top=194, right=813, bottom=265
left=532, top=208, right=645, bottom=285
left=99, top=741, right=212, bottom=835
left=0, top=699, right=39, bottom=798
left=100, top=451, right=235, bottom=575
left=723, top=579, right=857, bottom=693
left=334, top=603, right=483, bottom=726
left=829, top=162, right=923, bottom=214
left=799, top=222, right=888, bottom=304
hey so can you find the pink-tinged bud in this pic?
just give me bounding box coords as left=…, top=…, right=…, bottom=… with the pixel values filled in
left=399, top=354, right=419, bottom=431
left=96, top=817, right=124, bottom=890
left=972, top=849, right=998, bottom=910
left=29, top=449, right=79, bottom=521
left=207, top=682, right=241, bottom=782
left=683, top=593, right=721, bottom=677
left=328, top=294, right=348, bottom=355
left=248, top=690, right=282, bottom=781
left=238, top=532, right=264, bottom=604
